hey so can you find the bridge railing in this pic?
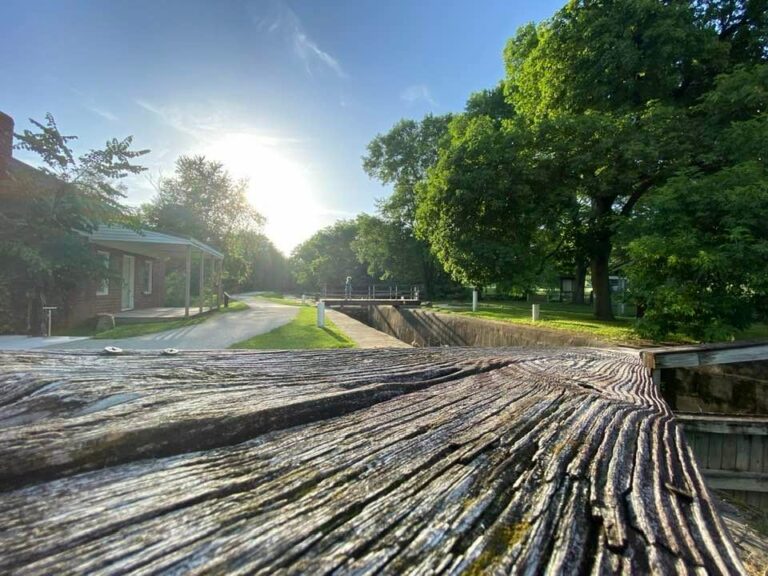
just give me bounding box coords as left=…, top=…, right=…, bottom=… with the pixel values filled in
left=308, top=284, right=422, bottom=301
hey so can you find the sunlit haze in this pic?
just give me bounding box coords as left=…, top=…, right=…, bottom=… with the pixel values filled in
left=202, top=132, right=335, bottom=253
left=2, top=0, right=563, bottom=253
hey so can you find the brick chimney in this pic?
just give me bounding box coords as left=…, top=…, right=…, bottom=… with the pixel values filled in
left=0, top=112, right=13, bottom=181
left=0, top=111, right=13, bottom=160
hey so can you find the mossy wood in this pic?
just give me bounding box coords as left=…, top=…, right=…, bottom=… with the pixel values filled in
left=0, top=348, right=744, bottom=573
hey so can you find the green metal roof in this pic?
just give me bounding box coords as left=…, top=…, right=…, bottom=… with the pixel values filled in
left=87, top=226, right=224, bottom=259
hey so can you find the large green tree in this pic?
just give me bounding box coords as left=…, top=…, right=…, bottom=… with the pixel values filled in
left=362, top=114, right=453, bottom=297
left=623, top=63, right=768, bottom=339
left=291, top=220, right=374, bottom=293
left=142, top=155, right=263, bottom=249
left=225, top=230, right=292, bottom=293
left=351, top=213, right=424, bottom=284
left=416, top=0, right=764, bottom=321
left=0, top=114, right=148, bottom=333
left=416, top=114, right=556, bottom=289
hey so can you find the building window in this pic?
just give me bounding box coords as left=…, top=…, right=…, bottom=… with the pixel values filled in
left=96, top=251, right=110, bottom=296
left=143, top=260, right=153, bottom=295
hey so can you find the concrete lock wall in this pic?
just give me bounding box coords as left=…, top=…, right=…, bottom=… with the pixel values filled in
left=342, top=305, right=608, bottom=349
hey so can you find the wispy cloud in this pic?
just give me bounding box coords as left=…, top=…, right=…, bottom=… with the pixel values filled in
left=249, top=0, right=347, bottom=79
left=71, top=87, right=119, bottom=122
left=135, top=99, right=203, bottom=138
left=400, top=84, right=436, bottom=106
left=88, top=106, right=118, bottom=122
left=135, top=98, right=304, bottom=147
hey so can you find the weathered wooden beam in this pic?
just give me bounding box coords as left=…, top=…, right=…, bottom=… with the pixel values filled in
left=641, top=342, right=768, bottom=370
left=0, top=348, right=745, bottom=574
left=700, top=469, right=768, bottom=493
left=677, top=414, right=768, bottom=436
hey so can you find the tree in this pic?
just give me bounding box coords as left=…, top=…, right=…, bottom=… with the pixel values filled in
left=416, top=114, right=555, bottom=289
left=623, top=63, right=768, bottom=339
left=290, top=220, right=374, bottom=293
left=0, top=114, right=148, bottom=333
left=225, top=230, right=292, bottom=293
left=142, top=155, right=263, bottom=249
left=351, top=213, right=424, bottom=284
left=414, top=0, right=764, bottom=320
left=362, top=114, right=454, bottom=296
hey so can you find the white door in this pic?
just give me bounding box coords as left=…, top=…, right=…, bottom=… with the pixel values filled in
left=121, top=255, right=135, bottom=310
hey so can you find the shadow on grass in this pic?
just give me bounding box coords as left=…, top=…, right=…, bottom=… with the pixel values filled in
left=322, top=326, right=350, bottom=344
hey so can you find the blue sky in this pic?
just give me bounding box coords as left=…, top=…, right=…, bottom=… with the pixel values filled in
left=2, top=0, right=563, bottom=253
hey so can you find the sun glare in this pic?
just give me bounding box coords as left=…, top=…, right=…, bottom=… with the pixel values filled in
left=203, top=132, right=324, bottom=254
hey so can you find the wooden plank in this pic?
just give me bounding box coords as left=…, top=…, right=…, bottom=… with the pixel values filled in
left=676, top=414, right=768, bottom=436
left=750, top=434, right=764, bottom=473
left=0, top=349, right=745, bottom=574
left=641, top=342, right=768, bottom=370
left=735, top=435, right=751, bottom=472
left=722, top=434, right=737, bottom=471
left=708, top=433, right=724, bottom=470
left=701, top=469, right=768, bottom=493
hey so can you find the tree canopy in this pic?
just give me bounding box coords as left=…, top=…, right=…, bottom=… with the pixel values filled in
left=0, top=114, right=148, bottom=333
left=407, top=0, right=767, bottom=329
left=290, top=220, right=374, bottom=293
left=142, top=155, right=263, bottom=249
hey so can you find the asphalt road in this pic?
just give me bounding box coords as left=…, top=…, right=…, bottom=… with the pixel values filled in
left=43, top=294, right=298, bottom=351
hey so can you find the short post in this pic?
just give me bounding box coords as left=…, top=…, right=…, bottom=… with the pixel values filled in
left=199, top=252, right=205, bottom=314
left=472, top=289, right=478, bottom=312
left=532, top=304, right=540, bottom=321
left=184, top=245, right=192, bottom=317
left=301, top=294, right=306, bottom=305
left=42, top=306, right=57, bottom=337
left=317, top=301, right=325, bottom=328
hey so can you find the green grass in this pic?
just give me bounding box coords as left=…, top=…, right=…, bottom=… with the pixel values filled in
left=434, top=300, right=768, bottom=344
left=229, top=306, right=355, bottom=349
left=64, top=300, right=250, bottom=340
left=433, top=300, right=646, bottom=344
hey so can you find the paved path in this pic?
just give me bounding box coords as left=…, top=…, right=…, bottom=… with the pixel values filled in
left=325, top=309, right=411, bottom=348
left=0, top=336, right=90, bottom=351
left=43, top=295, right=298, bottom=351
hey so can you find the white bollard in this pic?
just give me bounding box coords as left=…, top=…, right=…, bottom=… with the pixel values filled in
left=532, top=304, right=540, bottom=321
left=472, top=289, right=478, bottom=312
left=43, top=306, right=57, bottom=337
left=301, top=294, right=306, bottom=305
left=317, top=301, right=325, bottom=328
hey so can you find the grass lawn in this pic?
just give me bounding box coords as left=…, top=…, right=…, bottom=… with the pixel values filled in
left=433, top=301, right=651, bottom=344
left=433, top=300, right=768, bottom=344
left=229, top=306, right=355, bottom=349
left=59, top=300, right=251, bottom=340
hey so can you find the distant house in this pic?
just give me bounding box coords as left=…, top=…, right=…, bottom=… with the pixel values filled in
left=0, top=111, right=223, bottom=332
left=71, top=226, right=224, bottom=326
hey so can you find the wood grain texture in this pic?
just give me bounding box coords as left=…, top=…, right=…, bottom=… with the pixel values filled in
left=0, top=348, right=745, bottom=574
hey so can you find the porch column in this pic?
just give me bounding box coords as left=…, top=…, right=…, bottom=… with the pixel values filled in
left=199, top=251, right=205, bottom=314
left=216, top=258, right=222, bottom=310
left=184, top=245, right=191, bottom=318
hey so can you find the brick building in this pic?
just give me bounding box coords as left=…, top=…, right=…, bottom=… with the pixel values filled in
left=0, top=111, right=223, bottom=333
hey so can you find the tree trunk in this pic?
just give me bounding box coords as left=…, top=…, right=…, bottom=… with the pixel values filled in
left=591, top=246, right=613, bottom=321
left=573, top=261, right=587, bottom=305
